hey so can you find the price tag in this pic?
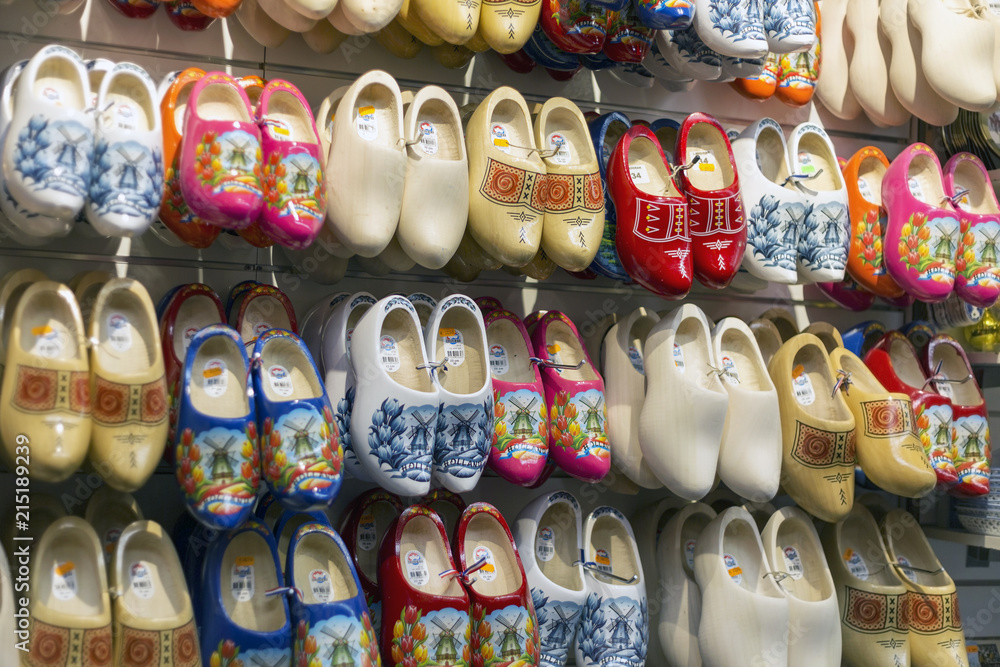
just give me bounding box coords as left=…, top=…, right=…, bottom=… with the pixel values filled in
left=843, top=548, right=869, bottom=581
left=405, top=550, right=429, bottom=586
left=907, top=176, right=925, bottom=201
left=267, top=365, right=294, bottom=397
left=31, top=325, right=63, bottom=358
left=548, top=132, right=571, bottom=165
left=203, top=359, right=228, bottom=398
left=783, top=547, right=804, bottom=580
left=418, top=121, right=437, bottom=155
left=129, top=561, right=155, bottom=599
left=53, top=561, right=77, bottom=601
left=356, top=105, right=378, bottom=141
left=107, top=313, right=132, bottom=351
left=536, top=526, right=555, bottom=562
left=630, top=164, right=650, bottom=184
left=792, top=365, right=815, bottom=405
left=723, top=553, right=742, bottom=584
left=720, top=355, right=740, bottom=386
left=380, top=336, right=401, bottom=372
left=489, top=344, right=508, bottom=376
left=310, top=569, right=332, bottom=603
left=441, top=329, right=465, bottom=367
left=628, top=345, right=644, bottom=375
left=672, top=343, right=685, bottom=373
left=231, top=558, right=255, bottom=601
left=595, top=548, right=612, bottom=575
left=358, top=513, right=377, bottom=551
left=492, top=124, right=511, bottom=154
left=474, top=546, right=498, bottom=581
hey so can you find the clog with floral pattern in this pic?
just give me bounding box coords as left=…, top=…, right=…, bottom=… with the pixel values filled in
left=943, top=152, right=1000, bottom=308
left=633, top=0, right=693, bottom=29
left=540, top=0, right=609, bottom=54
left=166, top=0, right=216, bottom=29
left=603, top=3, right=652, bottom=62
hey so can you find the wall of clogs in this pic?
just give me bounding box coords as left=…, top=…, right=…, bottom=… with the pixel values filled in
left=5, top=1, right=1000, bottom=666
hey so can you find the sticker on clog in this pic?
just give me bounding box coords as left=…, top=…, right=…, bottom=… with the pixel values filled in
left=896, top=556, right=917, bottom=582
left=595, top=548, right=612, bottom=575
left=629, top=164, right=650, bottom=184
left=536, top=526, right=555, bottom=562
left=52, top=561, right=77, bottom=601
left=254, top=322, right=271, bottom=338
left=405, top=549, right=429, bottom=586
left=103, top=528, right=121, bottom=562
left=358, top=512, right=377, bottom=551
left=547, top=343, right=563, bottom=367
left=263, top=117, right=291, bottom=137
left=107, top=313, right=132, bottom=352
left=43, top=87, right=61, bottom=103
left=782, top=546, right=804, bottom=580
left=441, top=328, right=465, bottom=367
left=935, top=379, right=954, bottom=400
left=418, top=121, right=437, bottom=155
left=547, top=133, right=572, bottom=165
left=474, top=545, right=498, bottom=581
left=672, top=343, right=685, bottom=372
left=202, top=359, right=228, bottom=397
left=796, top=150, right=815, bottom=174
left=113, top=103, right=138, bottom=132
left=129, top=561, right=155, bottom=599
left=792, top=366, right=815, bottom=405
left=232, top=557, right=255, bottom=601
left=720, top=355, right=740, bottom=385
left=684, top=540, right=696, bottom=569
left=309, top=569, right=332, bottom=602
left=857, top=177, right=877, bottom=204
left=627, top=345, right=644, bottom=375
left=183, top=326, right=199, bottom=351
left=489, top=344, right=508, bottom=376
left=843, top=548, right=869, bottom=580
left=492, top=124, right=511, bottom=154
left=346, top=327, right=356, bottom=358
left=723, top=553, right=742, bottom=584
left=380, top=336, right=400, bottom=372
left=690, top=148, right=717, bottom=172
left=356, top=105, right=378, bottom=141
left=267, top=365, right=293, bottom=397
left=907, top=177, right=925, bottom=201
left=31, top=325, right=63, bottom=358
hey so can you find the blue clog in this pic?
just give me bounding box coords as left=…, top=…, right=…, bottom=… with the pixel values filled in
left=200, top=519, right=293, bottom=667
left=175, top=324, right=260, bottom=530
left=587, top=112, right=632, bottom=280
left=286, top=523, right=380, bottom=667
left=648, top=117, right=681, bottom=163
left=252, top=329, right=344, bottom=512
left=841, top=320, right=887, bottom=358
left=899, top=319, right=936, bottom=351
left=633, top=0, right=694, bottom=30
left=274, top=509, right=331, bottom=571
left=579, top=52, right=619, bottom=70
left=522, top=25, right=582, bottom=71
left=255, top=490, right=285, bottom=529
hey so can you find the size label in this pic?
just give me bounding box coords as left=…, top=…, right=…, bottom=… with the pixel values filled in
left=536, top=526, right=555, bottom=562
left=441, top=329, right=465, bottom=367
left=689, top=148, right=718, bottom=172
left=358, top=512, right=377, bottom=551
left=547, top=132, right=571, bottom=165
left=907, top=177, right=925, bottom=201
left=107, top=313, right=132, bottom=351
left=489, top=344, right=508, bottom=376
left=474, top=546, right=498, bottom=581
left=897, top=556, right=916, bottom=582
left=720, top=355, right=740, bottom=385
left=783, top=546, right=804, bottom=580
left=843, top=548, right=869, bottom=581
left=857, top=177, right=877, bottom=203
left=418, top=121, right=437, bottom=155
left=231, top=560, right=255, bottom=601
left=723, top=553, right=743, bottom=585
left=129, top=561, right=155, bottom=599
left=792, top=367, right=815, bottom=405
left=268, top=365, right=294, bottom=397
left=31, top=325, right=63, bottom=358
left=627, top=345, right=644, bottom=375
left=380, top=336, right=401, bottom=372
left=630, top=163, right=650, bottom=184
left=52, top=561, right=77, bottom=601
left=405, top=550, right=429, bottom=586
left=309, top=569, right=332, bottom=602
left=672, top=343, right=685, bottom=372
left=492, top=124, right=511, bottom=154
left=203, top=359, right=228, bottom=397
left=684, top=539, right=696, bottom=570
left=356, top=105, right=378, bottom=141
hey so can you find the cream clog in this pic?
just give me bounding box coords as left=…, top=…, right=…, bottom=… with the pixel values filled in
left=803, top=321, right=844, bottom=352
left=284, top=0, right=338, bottom=19
left=259, top=0, right=320, bottom=29
left=750, top=317, right=784, bottom=366
left=466, top=87, right=547, bottom=267
left=632, top=497, right=679, bottom=665
left=413, top=0, right=479, bottom=44
left=479, top=0, right=540, bottom=52
left=759, top=307, right=798, bottom=341
left=303, top=20, right=348, bottom=52
left=71, top=270, right=112, bottom=326
left=814, top=0, right=862, bottom=119
left=84, top=485, right=143, bottom=571
left=0, top=267, right=47, bottom=373
left=235, top=0, right=292, bottom=47
left=328, top=1, right=368, bottom=33
left=340, top=0, right=403, bottom=32
left=844, top=0, right=910, bottom=127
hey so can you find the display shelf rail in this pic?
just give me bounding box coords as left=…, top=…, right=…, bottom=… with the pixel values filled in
left=923, top=527, right=1000, bottom=550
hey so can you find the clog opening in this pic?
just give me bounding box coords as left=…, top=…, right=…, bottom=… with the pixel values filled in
left=411, top=96, right=463, bottom=161
left=602, top=119, right=629, bottom=169
left=837, top=509, right=900, bottom=587
left=678, top=510, right=713, bottom=576
left=857, top=156, right=886, bottom=206
left=15, top=285, right=81, bottom=361
left=883, top=513, right=952, bottom=589
left=794, top=133, right=843, bottom=192
left=486, top=318, right=535, bottom=383
left=33, top=54, right=86, bottom=111
left=194, top=79, right=252, bottom=123
left=652, top=125, right=678, bottom=162
left=718, top=325, right=768, bottom=391
left=544, top=320, right=598, bottom=382
left=87, top=67, right=108, bottom=107
left=540, top=105, right=590, bottom=168
left=94, top=286, right=156, bottom=373
left=220, top=530, right=287, bottom=631
left=931, top=343, right=982, bottom=408
left=674, top=315, right=719, bottom=391
left=761, top=309, right=797, bottom=341
left=490, top=97, right=532, bottom=157
left=117, top=528, right=189, bottom=622
left=888, top=337, right=928, bottom=389
left=240, top=294, right=294, bottom=344
left=258, top=336, right=323, bottom=402
left=90, top=500, right=140, bottom=569
left=293, top=531, right=359, bottom=604
left=803, top=322, right=843, bottom=353
left=906, top=153, right=946, bottom=205
left=626, top=314, right=657, bottom=373
left=433, top=306, right=487, bottom=395
left=75, top=274, right=111, bottom=324
left=35, top=524, right=106, bottom=621
left=743, top=504, right=773, bottom=532
left=750, top=320, right=782, bottom=367
left=103, top=70, right=154, bottom=133
left=952, top=159, right=1000, bottom=215
left=264, top=89, right=314, bottom=142
left=463, top=512, right=523, bottom=596
left=428, top=498, right=464, bottom=537
left=755, top=124, right=791, bottom=185
left=832, top=351, right=883, bottom=395
left=354, top=499, right=400, bottom=583
left=190, top=333, right=249, bottom=416
left=382, top=307, right=433, bottom=391
left=173, top=77, right=199, bottom=132
left=720, top=518, right=778, bottom=596
left=683, top=122, right=734, bottom=190
left=589, top=515, right=640, bottom=587
left=536, top=501, right=584, bottom=592
left=790, top=343, right=852, bottom=422
left=627, top=135, right=678, bottom=197
left=770, top=515, right=833, bottom=602
left=399, top=515, right=464, bottom=597
left=241, top=81, right=263, bottom=109
left=277, top=513, right=322, bottom=572
left=410, top=301, right=434, bottom=328
left=344, top=300, right=373, bottom=359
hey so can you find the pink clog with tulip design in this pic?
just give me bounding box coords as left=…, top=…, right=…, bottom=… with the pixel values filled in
left=881, top=143, right=957, bottom=302
left=943, top=152, right=1000, bottom=308
left=530, top=311, right=610, bottom=483
left=180, top=72, right=264, bottom=230
left=256, top=80, right=325, bottom=250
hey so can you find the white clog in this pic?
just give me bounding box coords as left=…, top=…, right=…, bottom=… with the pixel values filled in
left=695, top=506, right=790, bottom=667
left=407, top=292, right=437, bottom=327
left=328, top=2, right=367, bottom=33
left=325, top=71, right=406, bottom=258
left=692, top=0, right=768, bottom=58
left=603, top=307, right=662, bottom=489
left=235, top=0, right=292, bottom=47
left=632, top=497, right=681, bottom=665
left=814, top=0, right=861, bottom=119
left=639, top=304, right=728, bottom=500
left=302, top=20, right=348, bottom=53
left=658, top=27, right=724, bottom=81
left=283, top=0, right=338, bottom=20
left=423, top=294, right=492, bottom=492
left=339, top=0, right=403, bottom=32
left=711, top=316, right=781, bottom=502
left=350, top=295, right=438, bottom=495
left=513, top=491, right=588, bottom=667
left=761, top=506, right=842, bottom=666
left=398, top=85, right=468, bottom=270
left=844, top=0, right=909, bottom=127
left=732, top=117, right=804, bottom=284
left=763, top=0, right=815, bottom=53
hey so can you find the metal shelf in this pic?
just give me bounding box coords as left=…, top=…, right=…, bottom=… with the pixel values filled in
left=923, top=527, right=1000, bottom=550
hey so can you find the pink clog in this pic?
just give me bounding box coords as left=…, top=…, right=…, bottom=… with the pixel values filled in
left=943, top=152, right=1000, bottom=308
left=179, top=72, right=264, bottom=230
left=881, top=143, right=957, bottom=303
left=256, top=80, right=325, bottom=250
left=529, top=311, right=610, bottom=483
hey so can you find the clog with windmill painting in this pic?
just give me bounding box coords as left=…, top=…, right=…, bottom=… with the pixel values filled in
left=764, top=0, right=815, bottom=53
left=540, top=0, right=608, bottom=54
left=603, top=3, right=653, bottom=63
left=691, top=0, right=767, bottom=58
left=775, top=36, right=820, bottom=107
left=251, top=329, right=344, bottom=511
left=633, top=0, right=693, bottom=29
left=881, top=143, right=957, bottom=302
left=944, top=152, right=1000, bottom=308
left=531, top=311, right=610, bottom=483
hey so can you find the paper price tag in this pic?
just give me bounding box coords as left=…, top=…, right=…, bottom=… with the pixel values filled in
left=783, top=547, right=804, bottom=580
left=536, top=526, right=556, bottom=563
left=630, top=164, right=650, bottom=184
left=548, top=132, right=571, bottom=165
left=492, top=124, right=512, bottom=154
left=53, top=561, right=77, bottom=601
left=442, top=329, right=465, bottom=367
left=358, top=513, right=377, bottom=551
left=107, top=313, right=132, bottom=351
left=489, top=344, right=509, bottom=376
left=203, top=359, right=228, bottom=398
left=474, top=546, right=498, bottom=581
left=380, top=336, right=401, bottom=372
left=418, top=121, right=438, bottom=155
left=267, top=365, right=294, bottom=397
left=356, top=105, right=378, bottom=141
left=720, top=355, right=740, bottom=386
left=627, top=345, right=645, bottom=375
left=723, top=554, right=742, bottom=585
left=843, top=549, right=869, bottom=581
left=310, top=569, right=332, bottom=603
left=672, top=343, right=685, bottom=373
left=792, top=366, right=815, bottom=405
left=129, top=561, right=155, bottom=599
left=405, top=550, right=429, bottom=586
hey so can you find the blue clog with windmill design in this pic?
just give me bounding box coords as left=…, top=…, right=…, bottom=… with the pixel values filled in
left=174, top=324, right=260, bottom=530
left=252, top=329, right=344, bottom=512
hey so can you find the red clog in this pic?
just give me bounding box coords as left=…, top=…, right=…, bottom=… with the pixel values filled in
left=422, top=488, right=469, bottom=538
left=607, top=125, right=691, bottom=298
left=540, top=0, right=608, bottom=54
left=923, top=334, right=991, bottom=497
left=103, top=0, right=157, bottom=19
left=378, top=506, right=472, bottom=666
left=165, top=0, right=215, bottom=29
left=675, top=112, right=746, bottom=289
left=498, top=49, right=538, bottom=74
left=454, top=502, right=541, bottom=667
left=235, top=284, right=298, bottom=344
left=864, top=331, right=958, bottom=487
left=603, top=4, right=652, bottom=63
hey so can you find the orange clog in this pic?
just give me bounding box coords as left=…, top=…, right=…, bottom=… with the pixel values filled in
left=774, top=4, right=820, bottom=107
left=191, top=0, right=240, bottom=18
left=730, top=52, right=779, bottom=101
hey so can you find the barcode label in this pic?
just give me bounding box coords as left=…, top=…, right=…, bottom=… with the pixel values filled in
left=130, top=561, right=155, bottom=599
left=107, top=313, right=132, bottom=351
left=442, top=330, right=465, bottom=367
left=380, top=336, right=401, bottom=372
left=536, top=526, right=555, bottom=562
left=356, top=105, right=378, bottom=142
left=268, top=365, right=294, bottom=397
left=231, top=562, right=255, bottom=602
left=203, top=359, right=228, bottom=397
left=792, top=372, right=815, bottom=405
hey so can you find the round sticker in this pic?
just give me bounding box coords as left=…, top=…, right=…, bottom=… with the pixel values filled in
left=418, top=121, right=438, bottom=155
left=107, top=313, right=132, bottom=351
left=130, top=561, right=155, bottom=599
left=405, top=550, right=429, bottom=586
left=723, top=553, right=743, bottom=585
left=672, top=343, right=685, bottom=373
left=489, top=344, right=509, bottom=376
left=268, top=365, right=294, bottom=397
left=310, top=569, right=332, bottom=602
left=536, top=526, right=555, bottom=563
left=783, top=546, right=804, bottom=580
left=380, top=336, right=401, bottom=372
left=474, top=545, right=498, bottom=582
left=202, top=359, right=228, bottom=398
